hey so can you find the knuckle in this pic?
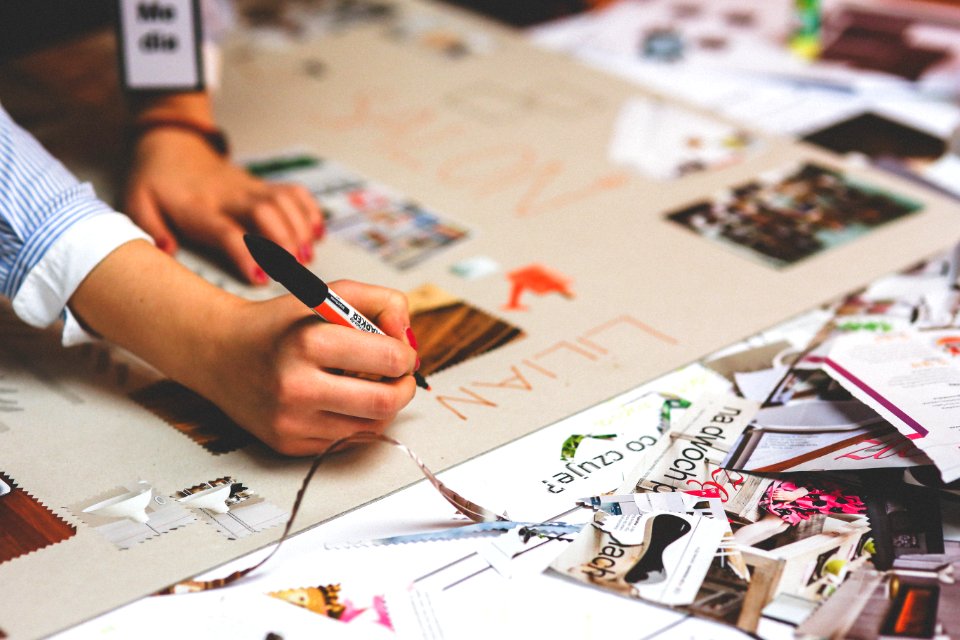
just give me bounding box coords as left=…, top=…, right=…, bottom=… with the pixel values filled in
left=262, top=418, right=301, bottom=456
left=184, top=192, right=213, bottom=214
left=381, top=343, right=409, bottom=378
left=252, top=201, right=276, bottom=220
left=385, top=289, right=409, bottom=315
left=368, top=387, right=402, bottom=420
left=296, top=325, right=325, bottom=353
left=274, top=374, right=306, bottom=406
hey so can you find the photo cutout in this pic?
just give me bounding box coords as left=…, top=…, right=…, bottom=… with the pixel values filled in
left=249, top=154, right=470, bottom=270
left=72, top=480, right=195, bottom=549
left=269, top=584, right=392, bottom=629
left=234, top=0, right=395, bottom=41
left=503, top=264, right=574, bottom=311
left=818, top=8, right=953, bottom=81
left=386, top=12, right=494, bottom=58
left=803, top=112, right=946, bottom=180
left=175, top=477, right=288, bottom=540
left=130, top=380, right=255, bottom=454
left=666, top=162, right=923, bottom=267
left=609, top=97, right=757, bottom=180
left=407, top=283, right=524, bottom=376
left=0, top=472, right=75, bottom=564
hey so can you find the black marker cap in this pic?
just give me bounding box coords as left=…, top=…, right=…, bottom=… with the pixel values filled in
left=243, top=234, right=329, bottom=308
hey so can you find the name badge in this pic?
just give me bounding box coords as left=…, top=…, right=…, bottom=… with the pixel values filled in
left=117, top=0, right=204, bottom=91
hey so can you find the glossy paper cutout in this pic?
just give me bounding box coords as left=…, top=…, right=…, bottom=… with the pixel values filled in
left=666, top=162, right=922, bottom=268
left=0, top=472, right=76, bottom=564
left=408, top=283, right=524, bottom=376
left=130, top=380, right=255, bottom=454
left=73, top=481, right=195, bottom=549
left=503, top=264, right=574, bottom=311
left=175, top=477, right=287, bottom=540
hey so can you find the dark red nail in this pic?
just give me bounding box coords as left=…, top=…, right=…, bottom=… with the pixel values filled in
left=156, top=237, right=170, bottom=252
left=299, top=244, right=313, bottom=262
left=313, top=222, right=325, bottom=239
left=405, top=327, right=418, bottom=350
left=252, top=267, right=268, bottom=284
left=415, top=357, right=421, bottom=371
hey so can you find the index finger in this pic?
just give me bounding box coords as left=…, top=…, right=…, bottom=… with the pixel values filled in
left=328, top=280, right=411, bottom=340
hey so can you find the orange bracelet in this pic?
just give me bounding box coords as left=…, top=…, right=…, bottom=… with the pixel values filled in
left=130, top=118, right=230, bottom=156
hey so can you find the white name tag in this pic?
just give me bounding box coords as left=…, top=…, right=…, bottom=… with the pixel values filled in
left=117, top=0, right=204, bottom=91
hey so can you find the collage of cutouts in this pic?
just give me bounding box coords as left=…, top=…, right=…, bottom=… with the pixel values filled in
left=0, top=471, right=287, bottom=564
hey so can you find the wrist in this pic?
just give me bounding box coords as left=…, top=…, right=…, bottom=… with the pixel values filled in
left=175, top=292, right=248, bottom=388
left=127, top=92, right=216, bottom=125
left=127, top=92, right=227, bottom=156
left=129, top=119, right=230, bottom=157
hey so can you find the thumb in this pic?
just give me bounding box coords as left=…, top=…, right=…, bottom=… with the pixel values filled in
left=124, top=188, right=178, bottom=254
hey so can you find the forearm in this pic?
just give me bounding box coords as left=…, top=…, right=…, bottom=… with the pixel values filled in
left=67, top=240, right=419, bottom=456
left=68, top=239, right=238, bottom=388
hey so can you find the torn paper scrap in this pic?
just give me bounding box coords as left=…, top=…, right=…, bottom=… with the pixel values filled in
left=823, top=329, right=960, bottom=482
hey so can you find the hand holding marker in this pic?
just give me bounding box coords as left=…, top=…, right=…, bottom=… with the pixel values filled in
left=243, top=234, right=430, bottom=390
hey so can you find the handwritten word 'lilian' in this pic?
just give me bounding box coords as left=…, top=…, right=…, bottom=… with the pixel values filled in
left=435, top=315, right=678, bottom=421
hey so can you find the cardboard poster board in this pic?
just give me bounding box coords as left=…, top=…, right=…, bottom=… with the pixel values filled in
left=1, top=1, right=957, bottom=637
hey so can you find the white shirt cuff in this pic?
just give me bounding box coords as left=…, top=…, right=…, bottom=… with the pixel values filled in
left=12, top=213, right=152, bottom=346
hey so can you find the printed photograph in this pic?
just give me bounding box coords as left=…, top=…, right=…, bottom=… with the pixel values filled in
left=233, top=0, right=396, bottom=42
left=249, top=154, right=470, bottom=270
left=176, top=476, right=288, bottom=540
left=609, top=97, right=757, bottom=181
left=818, top=8, right=953, bottom=81
left=802, top=111, right=952, bottom=196
left=130, top=380, right=256, bottom=454
left=666, top=162, right=923, bottom=267
left=803, top=112, right=945, bottom=170
left=407, top=283, right=525, bottom=376
left=269, top=584, right=393, bottom=629
left=0, top=471, right=75, bottom=564
left=386, top=12, right=494, bottom=58
left=72, top=480, right=195, bottom=549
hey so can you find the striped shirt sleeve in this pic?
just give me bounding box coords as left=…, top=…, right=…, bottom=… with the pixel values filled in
left=0, top=103, right=150, bottom=344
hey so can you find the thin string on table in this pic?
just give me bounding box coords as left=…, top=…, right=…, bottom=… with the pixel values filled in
left=159, top=431, right=505, bottom=594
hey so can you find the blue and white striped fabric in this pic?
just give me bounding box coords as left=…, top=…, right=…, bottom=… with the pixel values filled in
left=0, top=103, right=149, bottom=343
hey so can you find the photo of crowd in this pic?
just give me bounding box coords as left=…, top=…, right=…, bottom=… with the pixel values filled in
left=666, top=163, right=923, bottom=267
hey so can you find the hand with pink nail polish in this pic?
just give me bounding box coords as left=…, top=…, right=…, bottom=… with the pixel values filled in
left=122, top=93, right=325, bottom=285
left=70, top=243, right=417, bottom=457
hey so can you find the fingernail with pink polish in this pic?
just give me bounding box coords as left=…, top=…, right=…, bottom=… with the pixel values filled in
left=156, top=237, right=170, bottom=252
left=415, top=357, right=421, bottom=371
left=313, top=223, right=325, bottom=239
left=252, top=267, right=268, bottom=284
left=299, top=244, right=313, bottom=263
left=405, top=327, right=418, bottom=350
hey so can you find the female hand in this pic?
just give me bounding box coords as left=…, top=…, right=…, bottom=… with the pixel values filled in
left=70, top=242, right=418, bottom=456
left=197, top=281, right=420, bottom=456
left=124, top=128, right=324, bottom=285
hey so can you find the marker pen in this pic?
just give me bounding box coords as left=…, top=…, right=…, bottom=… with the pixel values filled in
left=243, top=234, right=429, bottom=390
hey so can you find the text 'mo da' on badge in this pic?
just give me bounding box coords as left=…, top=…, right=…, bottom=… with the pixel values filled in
left=117, top=0, right=204, bottom=91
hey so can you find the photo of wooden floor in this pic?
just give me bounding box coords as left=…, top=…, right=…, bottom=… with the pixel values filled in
left=0, top=472, right=75, bottom=565
left=408, top=284, right=526, bottom=377
left=130, top=380, right=256, bottom=454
